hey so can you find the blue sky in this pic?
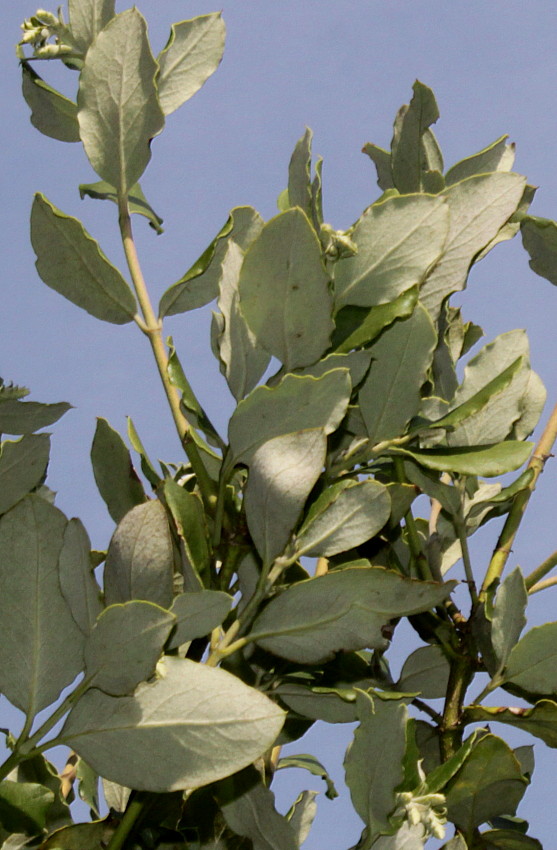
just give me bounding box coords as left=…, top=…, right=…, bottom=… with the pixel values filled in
left=3, top=1, right=557, bottom=847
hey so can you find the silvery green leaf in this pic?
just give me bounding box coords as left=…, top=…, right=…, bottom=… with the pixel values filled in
left=0, top=399, right=70, bottom=435
left=397, top=645, right=450, bottom=699
left=59, top=518, right=103, bottom=635
left=160, top=206, right=263, bottom=317
left=250, top=567, right=455, bottom=664
left=68, top=0, right=115, bottom=53
left=238, top=208, right=333, bottom=369
left=91, top=418, right=146, bottom=524
left=420, top=172, right=526, bottom=320
left=0, top=434, right=50, bottom=516
left=445, top=135, right=515, bottom=186
left=218, top=767, right=298, bottom=850
left=391, top=441, right=533, bottom=477
left=168, top=590, right=232, bottom=649
left=286, top=790, right=318, bottom=846
left=333, top=194, right=448, bottom=310
left=79, top=180, right=164, bottom=234
left=214, top=241, right=270, bottom=400
left=491, top=567, right=528, bottom=672
left=228, top=369, right=351, bottom=467
left=21, top=63, right=80, bottom=143
left=31, top=194, right=137, bottom=324
left=359, top=304, right=437, bottom=445
left=0, top=496, right=84, bottom=718
left=344, top=691, right=407, bottom=843
left=77, top=8, right=165, bottom=193
left=391, top=80, right=440, bottom=193
left=244, top=429, right=326, bottom=564
left=163, top=479, right=211, bottom=587
left=83, top=601, right=175, bottom=695
left=157, top=13, right=226, bottom=116
left=444, top=734, right=526, bottom=832
left=103, top=501, right=174, bottom=608
left=362, top=143, right=394, bottom=191
left=445, top=330, right=534, bottom=447
left=61, top=656, right=284, bottom=792
left=294, top=479, right=391, bottom=558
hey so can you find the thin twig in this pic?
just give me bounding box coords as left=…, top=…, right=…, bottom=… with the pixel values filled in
left=118, top=197, right=216, bottom=511
left=525, top=548, right=557, bottom=591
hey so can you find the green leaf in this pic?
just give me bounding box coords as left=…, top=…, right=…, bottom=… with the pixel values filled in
left=75, top=758, right=100, bottom=817
left=275, top=350, right=372, bottom=390
left=391, top=81, right=440, bottom=193
left=167, top=339, right=225, bottom=452
left=228, top=369, right=351, bottom=467
left=445, top=135, right=515, bottom=186
left=21, top=63, right=80, bottom=143
left=420, top=173, right=527, bottom=320
left=442, top=331, right=537, bottom=447
left=503, top=622, right=557, bottom=695
left=277, top=753, right=338, bottom=799
left=294, top=479, right=391, bottom=558
left=163, top=479, right=211, bottom=585
left=244, top=429, right=327, bottom=564
left=477, top=830, right=542, bottom=850
left=362, top=143, right=394, bottom=191
left=77, top=8, right=165, bottom=193
left=218, top=766, right=298, bottom=850
left=286, top=128, right=313, bottom=220
left=0, top=400, right=70, bottom=435
left=40, top=818, right=117, bottom=850
left=68, top=0, right=116, bottom=53
left=250, top=566, right=455, bottom=664
left=0, top=434, right=50, bottom=515
left=0, top=496, right=84, bottom=717
left=344, top=691, right=407, bottom=842
left=103, top=500, right=174, bottom=608
left=333, top=194, right=448, bottom=310
left=163, top=480, right=211, bottom=588
left=157, top=13, right=225, bottom=116
left=61, top=656, right=284, bottom=792
left=59, top=518, right=103, bottom=635
left=31, top=194, right=137, bottom=324
left=371, top=823, right=429, bottom=849
left=424, top=732, right=479, bottom=795
left=159, top=206, right=263, bottom=317
left=444, top=734, right=527, bottom=833
left=276, top=681, right=358, bottom=723
left=286, top=790, right=318, bottom=847
left=213, top=241, right=270, bottom=400
left=465, top=701, right=557, bottom=749
left=168, top=590, right=232, bottom=648
left=331, top=286, right=418, bottom=353
left=11, top=755, right=71, bottom=833
left=79, top=180, right=163, bottom=234
left=91, top=418, right=146, bottom=524
left=126, top=417, right=161, bottom=487
left=238, top=208, right=333, bottom=369
left=359, top=304, right=437, bottom=445
left=521, top=214, right=557, bottom=287
left=83, top=601, right=175, bottom=695
left=491, top=567, right=528, bottom=673
left=0, top=781, right=54, bottom=834
left=390, top=442, right=533, bottom=477
left=397, top=645, right=450, bottom=699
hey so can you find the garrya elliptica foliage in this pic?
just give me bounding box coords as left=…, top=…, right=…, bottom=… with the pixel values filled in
left=5, top=2, right=557, bottom=848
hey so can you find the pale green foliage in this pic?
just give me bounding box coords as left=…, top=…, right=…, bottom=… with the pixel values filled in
left=6, top=3, right=557, bottom=849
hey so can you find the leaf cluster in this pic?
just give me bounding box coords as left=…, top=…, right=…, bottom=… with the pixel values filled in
left=4, top=4, right=557, bottom=849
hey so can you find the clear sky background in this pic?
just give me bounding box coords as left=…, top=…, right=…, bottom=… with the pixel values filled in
left=3, top=1, right=557, bottom=847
